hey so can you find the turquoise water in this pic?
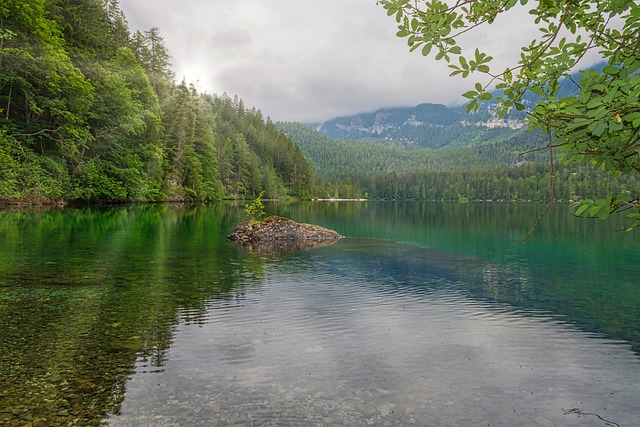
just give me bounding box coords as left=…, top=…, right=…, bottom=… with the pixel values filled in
left=0, top=202, right=638, bottom=426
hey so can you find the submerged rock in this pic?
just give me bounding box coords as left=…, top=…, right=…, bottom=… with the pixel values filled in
left=227, top=216, right=342, bottom=252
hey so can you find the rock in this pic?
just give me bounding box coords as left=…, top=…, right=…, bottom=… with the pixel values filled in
left=227, top=216, right=342, bottom=253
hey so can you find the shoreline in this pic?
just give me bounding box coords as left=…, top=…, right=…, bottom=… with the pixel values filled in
left=311, top=198, right=369, bottom=202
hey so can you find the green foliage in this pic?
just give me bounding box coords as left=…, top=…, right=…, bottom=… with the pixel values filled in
left=379, top=0, right=640, bottom=229
left=71, top=157, right=128, bottom=202
left=0, top=134, right=20, bottom=200
left=279, top=122, right=636, bottom=203
left=245, top=190, right=266, bottom=222
left=0, top=132, right=71, bottom=202
left=0, top=0, right=318, bottom=204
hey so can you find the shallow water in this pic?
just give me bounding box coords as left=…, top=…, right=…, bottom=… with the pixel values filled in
left=1, top=202, right=639, bottom=426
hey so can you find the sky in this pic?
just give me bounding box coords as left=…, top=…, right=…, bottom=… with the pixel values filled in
left=117, top=0, right=543, bottom=123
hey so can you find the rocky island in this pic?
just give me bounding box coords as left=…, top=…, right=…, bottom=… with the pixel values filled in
left=227, top=216, right=343, bottom=253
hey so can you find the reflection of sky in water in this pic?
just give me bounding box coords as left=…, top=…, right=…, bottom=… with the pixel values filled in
left=111, top=240, right=640, bottom=426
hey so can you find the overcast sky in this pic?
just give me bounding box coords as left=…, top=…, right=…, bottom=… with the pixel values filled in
left=117, top=0, right=550, bottom=123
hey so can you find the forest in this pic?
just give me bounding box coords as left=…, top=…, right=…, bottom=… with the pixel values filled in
left=278, top=122, right=638, bottom=202
left=0, top=0, right=315, bottom=204
left=1, top=0, right=635, bottom=205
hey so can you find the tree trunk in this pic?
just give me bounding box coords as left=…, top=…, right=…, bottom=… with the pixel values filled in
left=5, top=81, right=11, bottom=121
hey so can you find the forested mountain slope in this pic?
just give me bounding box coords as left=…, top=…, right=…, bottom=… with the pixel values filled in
left=281, top=64, right=635, bottom=202
left=278, top=122, right=636, bottom=202
left=0, top=0, right=315, bottom=204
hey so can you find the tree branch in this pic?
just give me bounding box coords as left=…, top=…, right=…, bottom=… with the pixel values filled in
left=8, top=128, right=57, bottom=138
left=521, top=121, right=556, bottom=242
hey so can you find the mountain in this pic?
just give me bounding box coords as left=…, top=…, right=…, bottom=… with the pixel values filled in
left=278, top=122, right=546, bottom=181
left=317, top=103, right=458, bottom=144
left=316, top=102, right=526, bottom=149
left=315, top=64, right=603, bottom=149
left=277, top=62, right=625, bottom=201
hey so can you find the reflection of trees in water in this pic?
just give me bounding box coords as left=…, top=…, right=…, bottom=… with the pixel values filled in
left=270, top=200, right=631, bottom=244
left=311, top=238, right=640, bottom=357
left=1, top=202, right=639, bottom=425
left=238, top=238, right=340, bottom=255
left=0, top=204, right=263, bottom=425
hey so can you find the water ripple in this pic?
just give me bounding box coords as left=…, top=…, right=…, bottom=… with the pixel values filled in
left=110, top=240, right=640, bottom=427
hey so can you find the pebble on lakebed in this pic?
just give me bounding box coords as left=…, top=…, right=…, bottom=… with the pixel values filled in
left=227, top=216, right=343, bottom=252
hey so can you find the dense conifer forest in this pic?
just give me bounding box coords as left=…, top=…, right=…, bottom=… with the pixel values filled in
left=278, top=122, right=637, bottom=202
left=0, top=0, right=315, bottom=204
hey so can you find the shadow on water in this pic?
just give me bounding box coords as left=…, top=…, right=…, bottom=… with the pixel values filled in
left=232, top=238, right=340, bottom=255
left=0, top=201, right=638, bottom=425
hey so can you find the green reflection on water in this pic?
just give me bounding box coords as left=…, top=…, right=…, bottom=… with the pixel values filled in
left=0, top=204, right=260, bottom=426
left=269, top=200, right=640, bottom=350
left=0, top=201, right=638, bottom=425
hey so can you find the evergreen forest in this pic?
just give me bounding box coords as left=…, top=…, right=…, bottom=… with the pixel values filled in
left=0, top=0, right=315, bottom=204
left=278, top=122, right=637, bottom=202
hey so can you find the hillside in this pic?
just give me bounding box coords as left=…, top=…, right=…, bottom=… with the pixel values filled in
left=279, top=122, right=546, bottom=180
left=278, top=121, right=635, bottom=202
left=0, top=0, right=316, bottom=204
left=285, top=63, right=637, bottom=202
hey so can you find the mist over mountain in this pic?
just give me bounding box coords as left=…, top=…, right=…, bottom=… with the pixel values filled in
left=313, top=64, right=601, bottom=149
left=315, top=102, right=524, bottom=149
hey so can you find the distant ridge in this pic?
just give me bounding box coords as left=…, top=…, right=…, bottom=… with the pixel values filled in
left=315, top=62, right=604, bottom=148
left=315, top=102, right=523, bottom=149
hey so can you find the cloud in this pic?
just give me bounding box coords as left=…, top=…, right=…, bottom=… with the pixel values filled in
left=117, top=0, right=598, bottom=123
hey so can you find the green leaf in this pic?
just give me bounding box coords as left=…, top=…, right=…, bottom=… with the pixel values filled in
left=421, top=43, right=433, bottom=56
left=588, top=205, right=603, bottom=217
left=462, top=90, right=478, bottom=99
left=586, top=98, right=602, bottom=109
left=591, top=122, right=607, bottom=137
left=574, top=203, right=590, bottom=216
left=602, top=65, right=619, bottom=75
left=530, top=86, right=545, bottom=96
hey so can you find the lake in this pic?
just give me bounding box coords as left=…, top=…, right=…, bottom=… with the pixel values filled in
left=0, top=202, right=639, bottom=426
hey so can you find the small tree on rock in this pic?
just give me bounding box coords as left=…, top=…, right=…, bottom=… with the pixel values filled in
left=245, top=191, right=266, bottom=223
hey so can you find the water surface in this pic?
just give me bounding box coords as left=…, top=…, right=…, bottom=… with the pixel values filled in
left=0, top=202, right=638, bottom=426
